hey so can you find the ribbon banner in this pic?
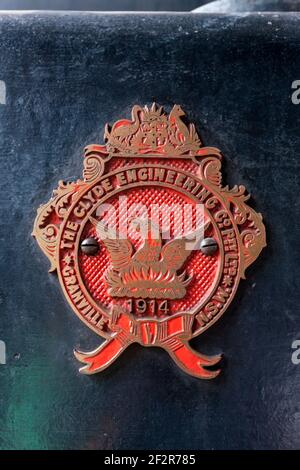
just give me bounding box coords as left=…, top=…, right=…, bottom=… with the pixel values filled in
left=74, top=311, right=222, bottom=379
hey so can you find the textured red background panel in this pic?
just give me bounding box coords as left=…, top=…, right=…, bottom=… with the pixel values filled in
left=78, top=178, right=220, bottom=316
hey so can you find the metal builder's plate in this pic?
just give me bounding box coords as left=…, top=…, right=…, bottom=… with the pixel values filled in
left=0, top=12, right=299, bottom=450
left=33, top=104, right=265, bottom=379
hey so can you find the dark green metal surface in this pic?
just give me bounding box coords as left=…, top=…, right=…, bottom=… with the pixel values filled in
left=0, top=12, right=299, bottom=449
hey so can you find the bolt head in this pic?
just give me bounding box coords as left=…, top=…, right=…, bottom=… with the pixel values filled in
left=80, top=237, right=99, bottom=255
left=200, top=237, right=218, bottom=256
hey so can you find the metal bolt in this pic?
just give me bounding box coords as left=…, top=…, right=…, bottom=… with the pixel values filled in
left=200, top=237, right=218, bottom=256
left=80, top=237, right=99, bottom=255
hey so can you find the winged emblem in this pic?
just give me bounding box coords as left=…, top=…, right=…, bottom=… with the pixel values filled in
left=89, top=217, right=211, bottom=300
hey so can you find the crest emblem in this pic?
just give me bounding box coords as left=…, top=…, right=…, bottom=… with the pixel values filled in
left=33, top=104, right=266, bottom=379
